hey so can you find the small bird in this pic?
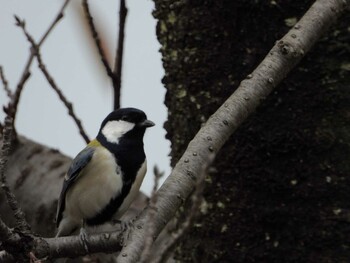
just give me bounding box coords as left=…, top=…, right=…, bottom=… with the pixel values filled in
left=56, top=108, right=154, bottom=237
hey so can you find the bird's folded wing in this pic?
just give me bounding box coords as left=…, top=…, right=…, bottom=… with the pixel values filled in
left=55, top=145, right=96, bottom=227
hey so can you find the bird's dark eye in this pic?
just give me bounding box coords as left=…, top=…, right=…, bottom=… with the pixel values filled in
left=121, top=115, right=128, bottom=121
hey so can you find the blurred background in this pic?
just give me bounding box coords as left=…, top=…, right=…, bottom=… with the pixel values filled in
left=0, top=0, right=170, bottom=194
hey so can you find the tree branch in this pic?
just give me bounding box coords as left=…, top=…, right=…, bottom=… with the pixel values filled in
left=82, top=0, right=127, bottom=109
left=139, top=166, right=164, bottom=263
left=0, top=66, right=12, bottom=98
left=15, top=18, right=91, bottom=144
left=115, top=0, right=349, bottom=262
left=113, top=0, right=127, bottom=110
left=0, top=117, right=32, bottom=261
left=32, top=232, right=123, bottom=260
left=0, top=117, right=31, bottom=233
left=152, top=156, right=211, bottom=263
left=0, top=217, right=18, bottom=245
left=82, top=0, right=114, bottom=78
left=5, top=0, right=71, bottom=135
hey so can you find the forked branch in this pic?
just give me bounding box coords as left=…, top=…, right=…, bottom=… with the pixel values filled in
left=3, top=0, right=71, bottom=135
left=15, top=17, right=90, bottom=144
left=82, top=0, right=128, bottom=109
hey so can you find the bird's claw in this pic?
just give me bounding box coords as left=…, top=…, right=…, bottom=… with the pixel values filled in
left=112, top=219, right=133, bottom=231
left=112, top=219, right=134, bottom=245
left=79, top=227, right=89, bottom=253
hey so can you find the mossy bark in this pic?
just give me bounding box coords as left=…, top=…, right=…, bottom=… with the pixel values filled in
left=153, top=1, right=350, bottom=262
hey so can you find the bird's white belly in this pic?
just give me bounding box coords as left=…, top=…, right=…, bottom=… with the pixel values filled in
left=65, top=147, right=123, bottom=221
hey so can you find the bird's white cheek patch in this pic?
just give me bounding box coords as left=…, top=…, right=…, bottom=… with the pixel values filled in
left=102, top=120, right=135, bottom=144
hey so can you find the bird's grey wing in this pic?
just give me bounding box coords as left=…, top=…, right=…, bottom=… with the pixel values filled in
left=56, top=146, right=95, bottom=227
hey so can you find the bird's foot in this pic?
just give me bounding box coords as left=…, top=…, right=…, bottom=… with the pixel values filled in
left=79, top=227, right=90, bottom=253
left=112, top=219, right=134, bottom=231
left=112, top=219, right=134, bottom=245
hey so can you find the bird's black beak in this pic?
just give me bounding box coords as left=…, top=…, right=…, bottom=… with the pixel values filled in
left=138, top=119, right=155, bottom=128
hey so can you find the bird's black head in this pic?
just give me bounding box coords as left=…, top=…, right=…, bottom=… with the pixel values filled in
left=97, top=108, right=154, bottom=145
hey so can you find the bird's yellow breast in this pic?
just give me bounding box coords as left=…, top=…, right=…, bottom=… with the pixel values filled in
left=65, top=145, right=123, bottom=221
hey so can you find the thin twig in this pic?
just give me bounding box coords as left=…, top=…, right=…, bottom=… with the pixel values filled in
left=139, top=166, right=164, bottom=263
left=0, top=66, right=12, bottom=98
left=0, top=116, right=31, bottom=233
left=82, top=0, right=114, bottom=78
left=5, top=0, right=71, bottom=136
left=16, top=19, right=90, bottom=144
left=112, top=0, right=127, bottom=110
left=37, top=0, right=70, bottom=47
left=82, top=0, right=127, bottom=109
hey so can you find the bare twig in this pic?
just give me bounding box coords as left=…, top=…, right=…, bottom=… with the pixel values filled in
left=37, top=0, right=70, bottom=47
left=139, top=166, right=164, bottom=263
left=112, top=0, right=127, bottom=110
left=5, top=0, right=71, bottom=135
left=82, top=0, right=127, bottom=109
left=15, top=18, right=90, bottom=144
left=0, top=66, right=11, bottom=98
left=0, top=116, right=31, bottom=233
left=82, top=0, right=114, bottom=78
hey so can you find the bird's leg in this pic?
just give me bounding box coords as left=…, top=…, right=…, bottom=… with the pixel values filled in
left=112, top=219, right=133, bottom=231
left=79, top=221, right=89, bottom=253
left=112, top=219, right=134, bottom=244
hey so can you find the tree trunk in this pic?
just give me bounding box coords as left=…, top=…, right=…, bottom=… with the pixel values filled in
left=153, top=1, right=350, bottom=262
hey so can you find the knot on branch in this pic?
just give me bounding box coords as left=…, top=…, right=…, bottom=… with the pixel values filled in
left=277, top=40, right=304, bottom=58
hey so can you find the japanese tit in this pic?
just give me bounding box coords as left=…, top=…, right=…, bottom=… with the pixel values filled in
left=56, top=108, right=154, bottom=237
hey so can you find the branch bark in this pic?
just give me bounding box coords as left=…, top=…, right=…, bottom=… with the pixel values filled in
left=116, top=0, right=349, bottom=262
left=33, top=231, right=123, bottom=259
left=0, top=66, right=11, bottom=98
left=112, top=0, right=127, bottom=110
left=0, top=117, right=31, bottom=233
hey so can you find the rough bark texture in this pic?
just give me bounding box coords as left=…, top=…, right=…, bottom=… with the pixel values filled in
left=153, top=1, right=350, bottom=262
